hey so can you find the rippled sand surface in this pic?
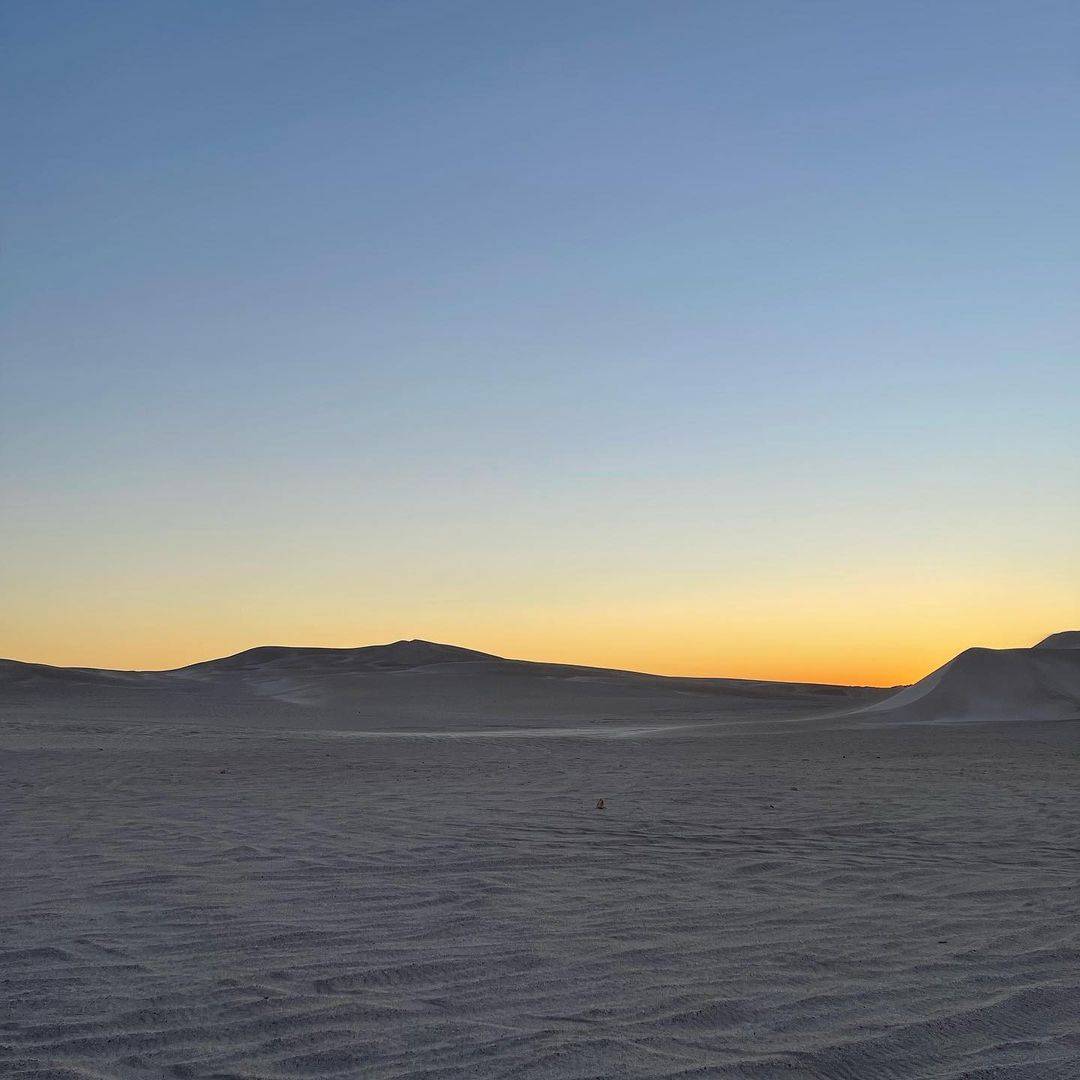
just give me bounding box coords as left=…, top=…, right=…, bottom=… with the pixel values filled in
left=4, top=717, right=1080, bottom=1078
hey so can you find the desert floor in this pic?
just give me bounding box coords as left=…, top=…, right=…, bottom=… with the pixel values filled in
left=3, top=714, right=1080, bottom=1079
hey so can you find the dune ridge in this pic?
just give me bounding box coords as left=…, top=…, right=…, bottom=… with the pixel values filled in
left=0, top=638, right=886, bottom=731
left=4, top=632, right=1079, bottom=729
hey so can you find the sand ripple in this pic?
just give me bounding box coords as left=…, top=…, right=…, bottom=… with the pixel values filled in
left=3, top=720, right=1080, bottom=1077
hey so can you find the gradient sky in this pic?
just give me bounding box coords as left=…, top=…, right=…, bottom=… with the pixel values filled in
left=3, top=1, right=1078, bottom=685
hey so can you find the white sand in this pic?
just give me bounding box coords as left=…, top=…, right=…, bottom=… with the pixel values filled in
left=3, top=636, right=1079, bottom=1078
left=0, top=640, right=886, bottom=732
left=854, top=634, right=1080, bottom=725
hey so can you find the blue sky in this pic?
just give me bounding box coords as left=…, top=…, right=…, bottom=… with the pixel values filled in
left=2, top=1, right=1078, bottom=680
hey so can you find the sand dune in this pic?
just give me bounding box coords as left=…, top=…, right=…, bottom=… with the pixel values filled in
left=855, top=633, right=1080, bottom=725
left=5, top=633, right=1080, bottom=731
left=1033, top=630, right=1080, bottom=650
left=180, top=638, right=499, bottom=673
left=3, top=633, right=1080, bottom=1077
left=0, top=639, right=884, bottom=731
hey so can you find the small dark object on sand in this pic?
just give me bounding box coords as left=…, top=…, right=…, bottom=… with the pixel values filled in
left=596, top=799, right=605, bottom=810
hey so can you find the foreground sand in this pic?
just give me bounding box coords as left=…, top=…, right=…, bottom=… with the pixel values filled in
left=4, top=713, right=1080, bottom=1079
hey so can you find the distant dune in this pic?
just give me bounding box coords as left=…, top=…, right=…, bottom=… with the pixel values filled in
left=1033, top=630, right=1080, bottom=650
left=2, top=633, right=1078, bottom=730
left=0, top=639, right=883, bottom=731
left=178, top=638, right=500, bottom=674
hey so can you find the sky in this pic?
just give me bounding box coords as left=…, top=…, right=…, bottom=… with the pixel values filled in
left=2, top=1, right=1078, bottom=686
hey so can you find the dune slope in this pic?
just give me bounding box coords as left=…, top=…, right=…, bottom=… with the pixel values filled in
left=0, top=639, right=883, bottom=731
left=856, top=635, right=1080, bottom=724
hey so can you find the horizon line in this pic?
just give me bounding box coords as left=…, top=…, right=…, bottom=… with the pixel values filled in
left=3, top=630, right=1075, bottom=690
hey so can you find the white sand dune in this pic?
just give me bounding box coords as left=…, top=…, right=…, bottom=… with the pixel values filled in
left=3, top=633, right=1079, bottom=1078
left=854, top=633, right=1080, bottom=725
left=0, top=639, right=884, bottom=731
left=6, top=633, right=1079, bottom=732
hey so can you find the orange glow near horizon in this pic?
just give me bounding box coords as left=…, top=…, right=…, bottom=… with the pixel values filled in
left=5, top=2, right=1079, bottom=705
left=0, top=631, right=1061, bottom=688
left=5, top=579, right=1076, bottom=688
